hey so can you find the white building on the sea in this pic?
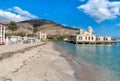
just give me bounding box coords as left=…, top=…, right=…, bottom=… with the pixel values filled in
left=76, top=26, right=111, bottom=43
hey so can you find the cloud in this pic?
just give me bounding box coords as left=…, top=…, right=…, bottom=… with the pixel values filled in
left=0, top=6, right=38, bottom=22
left=77, top=0, right=120, bottom=23
left=62, top=24, right=68, bottom=26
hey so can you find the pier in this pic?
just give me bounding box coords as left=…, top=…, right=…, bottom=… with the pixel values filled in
left=66, top=40, right=118, bottom=45
left=76, top=41, right=118, bottom=45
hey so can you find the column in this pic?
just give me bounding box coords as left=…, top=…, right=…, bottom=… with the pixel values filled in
left=0, top=25, right=2, bottom=44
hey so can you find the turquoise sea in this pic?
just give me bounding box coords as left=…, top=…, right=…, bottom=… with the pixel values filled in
left=56, top=42, right=120, bottom=81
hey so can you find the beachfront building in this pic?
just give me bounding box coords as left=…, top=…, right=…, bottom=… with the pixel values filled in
left=76, top=27, right=96, bottom=42
left=6, top=36, right=40, bottom=45
left=39, top=32, right=47, bottom=41
left=96, top=36, right=111, bottom=42
left=0, top=24, right=6, bottom=45
left=76, top=26, right=112, bottom=44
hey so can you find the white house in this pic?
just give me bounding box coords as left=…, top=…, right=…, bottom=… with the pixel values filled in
left=6, top=36, right=40, bottom=45
left=76, top=26, right=111, bottom=43
left=39, top=32, right=47, bottom=41
left=97, top=36, right=111, bottom=41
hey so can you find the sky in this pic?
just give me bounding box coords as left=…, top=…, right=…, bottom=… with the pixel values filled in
left=0, top=0, right=120, bottom=37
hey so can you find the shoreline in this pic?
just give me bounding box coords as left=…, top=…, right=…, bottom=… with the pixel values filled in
left=0, top=42, right=76, bottom=81
left=0, top=43, right=46, bottom=61
left=0, top=42, right=115, bottom=81
left=53, top=42, right=115, bottom=81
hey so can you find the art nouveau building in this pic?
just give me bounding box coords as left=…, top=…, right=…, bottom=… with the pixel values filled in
left=76, top=26, right=111, bottom=43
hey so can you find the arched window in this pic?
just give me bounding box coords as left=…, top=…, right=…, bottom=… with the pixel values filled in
left=106, top=38, right=108, bottom=41
left=89, top=37, right=90, bottom=40
left=79, top=37, right=81, bottom=40
left=81, top=37, right=82, bottom=40
left=92, top=37, right=93, bottom=40
left=85, top=36, right=87, bottom=40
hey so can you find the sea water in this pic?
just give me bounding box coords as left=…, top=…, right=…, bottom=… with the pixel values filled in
left=56, top=42, right=120, bottom=81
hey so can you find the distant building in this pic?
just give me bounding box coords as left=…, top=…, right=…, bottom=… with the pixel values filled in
left=76, top=26, right=111, bottom=43
left=39, top=32, right=47, bottom=41
left=6, top=36, right=40, bottom=45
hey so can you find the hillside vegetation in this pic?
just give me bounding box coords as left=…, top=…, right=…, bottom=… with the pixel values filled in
left=0, top=19, right=79, bottom=39
left=19, top=19, right=79, bottom=35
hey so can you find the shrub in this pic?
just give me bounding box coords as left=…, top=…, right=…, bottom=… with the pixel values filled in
left=8, top=21, right=18, bottom=31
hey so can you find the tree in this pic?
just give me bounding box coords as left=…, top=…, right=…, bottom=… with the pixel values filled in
left=33, top=26, right=38, bottom=33
left=8, top=21, right=18, bottom=31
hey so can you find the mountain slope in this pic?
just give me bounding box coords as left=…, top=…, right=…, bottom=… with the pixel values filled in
left=19, top=19, right=79, bottom=35
left=1, top=19, right=79, bottom=36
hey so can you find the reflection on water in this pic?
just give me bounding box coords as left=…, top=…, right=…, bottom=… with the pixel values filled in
left=56, top=42, right=120, bottom=81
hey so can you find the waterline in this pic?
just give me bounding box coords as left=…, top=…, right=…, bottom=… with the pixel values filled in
left=56, top=42, right=120, bottom=81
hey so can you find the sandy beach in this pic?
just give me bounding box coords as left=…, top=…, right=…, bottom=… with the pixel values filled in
left=0, top=42, right=76, bottom=81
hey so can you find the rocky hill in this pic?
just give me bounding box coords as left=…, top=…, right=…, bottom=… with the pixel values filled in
left=1, top=19, right=79, bottom=36
left=19, top=19, right=79, bottom=35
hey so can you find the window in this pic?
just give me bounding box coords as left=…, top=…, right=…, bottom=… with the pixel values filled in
left=89, top=37, right=90, bottom=40
left=85, top=36, right=87, bottom=40
left=106, top=38, right=108, bottom=41
left=92, top=37, right=93, bottom=40
left=79, top=36, right=82, bottom=40
left=79, top=37, right=81, bottom=40
left=81, top=37, right=82, bottom=40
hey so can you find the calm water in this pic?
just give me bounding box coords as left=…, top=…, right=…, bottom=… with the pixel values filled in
left=56, top=42, right=120, bottom=81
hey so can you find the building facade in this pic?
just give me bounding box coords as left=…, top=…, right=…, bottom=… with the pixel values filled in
left=76, top=26, right=111, bottom=43
left=39, top=32, right=47, bottom=41
left=0, top=24, right=5, bottom=45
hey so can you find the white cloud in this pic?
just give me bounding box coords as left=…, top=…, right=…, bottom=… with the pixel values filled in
left=77, top=0, right=120, bottom=23
left=62, top=24, right=68, bottom=26
left=0, top=6, right=38, bottom=22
